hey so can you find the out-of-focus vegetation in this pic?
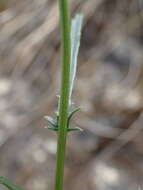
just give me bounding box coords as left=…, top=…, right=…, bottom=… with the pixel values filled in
left=0, top=0, right=143, bottom=190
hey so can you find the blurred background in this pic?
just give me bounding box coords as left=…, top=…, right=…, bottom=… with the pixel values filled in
left=1, top=0, right=143, bottom=189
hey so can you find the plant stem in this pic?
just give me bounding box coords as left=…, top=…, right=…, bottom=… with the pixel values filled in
left=55, top=0, right=71, bottom=189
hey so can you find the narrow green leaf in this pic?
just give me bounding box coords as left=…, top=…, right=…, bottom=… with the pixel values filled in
left=69, top=14, right=83, bottom=104
left=68, top=108, right=80, bottom=118
left=44, top=116, right=57, bottom=126
left=68, top=126, right=83, bottom=132
left=47, top=126, right=58, bottom=131
left=0, top=177, right=25, bottom=190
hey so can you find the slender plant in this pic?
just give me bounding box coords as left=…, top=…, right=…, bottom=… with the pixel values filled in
left=0, top=0, right=83, bottom=189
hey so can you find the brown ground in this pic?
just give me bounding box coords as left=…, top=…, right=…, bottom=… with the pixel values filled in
left=0, top=0, right=143, bottom=190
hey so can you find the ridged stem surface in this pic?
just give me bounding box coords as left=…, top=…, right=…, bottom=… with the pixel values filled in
left=55, top=0, right=71, bottom=190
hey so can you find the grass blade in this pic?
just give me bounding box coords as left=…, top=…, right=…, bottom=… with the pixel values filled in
left=0, top=177, right=25, bottom=190
left=69, top=14, right=83, bottom=103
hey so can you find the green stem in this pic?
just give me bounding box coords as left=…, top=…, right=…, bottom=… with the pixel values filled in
left=55, top=0, right=71, bottom=190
